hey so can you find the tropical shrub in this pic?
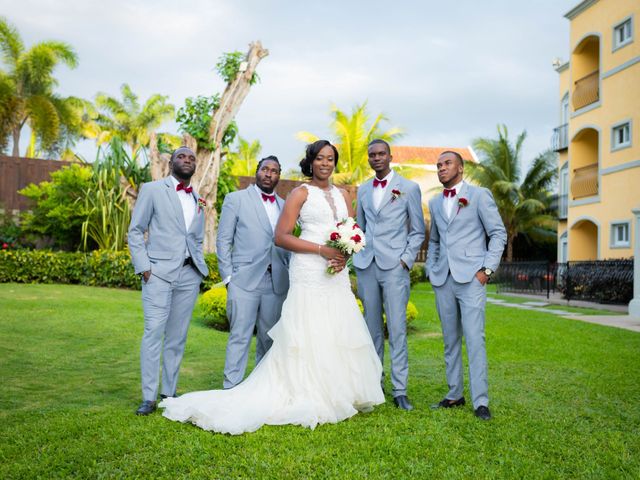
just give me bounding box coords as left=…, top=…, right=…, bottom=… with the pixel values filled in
left=410, top=262, right=426, bottom=286
left=19, top=164, right=93, bottom=250
left=199, top=287, right=228, bottom=330
left=202, top=253, right=222, bottom=290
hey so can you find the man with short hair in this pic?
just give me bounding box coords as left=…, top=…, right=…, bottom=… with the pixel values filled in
left=426, top=151, right=506, bottom=420
left=128, top=146, right=209, bottom=416
left=354, top=139, right=425, bottom=411
left=216, top=155, right=290, bottom=389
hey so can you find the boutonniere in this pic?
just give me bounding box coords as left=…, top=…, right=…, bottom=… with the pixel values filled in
left=391, top=189, right=403, bottom=202
left=457, top=197, right=469, bottom=214
left=197, top=198, right=207, bottom=213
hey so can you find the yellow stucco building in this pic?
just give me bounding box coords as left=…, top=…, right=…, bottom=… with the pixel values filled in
left=554, top=0, right=640, bottom=261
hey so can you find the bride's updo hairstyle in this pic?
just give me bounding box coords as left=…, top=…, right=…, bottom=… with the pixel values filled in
left=299, top=140, right=339, bottom=177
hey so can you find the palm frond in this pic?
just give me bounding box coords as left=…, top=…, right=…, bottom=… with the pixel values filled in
left=0, top=16, right=23, bottom=67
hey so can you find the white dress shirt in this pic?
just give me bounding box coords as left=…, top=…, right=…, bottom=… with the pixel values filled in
left=443, top=179, right=465, bottom=219
left=254, top=184, right=280, bottom=231
left=372, top=170, right=395, bottom=211
left=169, top=175, right=196, bottom=257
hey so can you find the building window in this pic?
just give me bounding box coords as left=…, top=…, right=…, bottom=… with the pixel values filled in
left=611, top=121, right=631, bottom=151
left=610, top=222, right=630, bottom=248
left=559, top=232, right=568, bottom=263
left=613, top=17, right=633, bottom=51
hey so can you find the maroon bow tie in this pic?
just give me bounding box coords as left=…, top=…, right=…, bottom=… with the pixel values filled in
left=261, top=193, right=275, bottom=203
left=176, top=182, right=193, bottom=194
left=443, top=188, right=456, bottom=197
left=373, top=178, right=387, bottom=188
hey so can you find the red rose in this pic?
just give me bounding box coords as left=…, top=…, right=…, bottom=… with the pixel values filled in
left=353, top=223, right=360, bottom=230
left=2, top=243, right=7, bottom=249
left=392, top=189, right=401, bottom=195
left=350, top=234, right=362, bottom=243
left=330, top=232, right=341, bottom=241
left=458, top=198, right=468, bottom=207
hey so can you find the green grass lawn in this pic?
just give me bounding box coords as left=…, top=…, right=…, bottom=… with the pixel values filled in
left=1, top=283, right=639, bottom=479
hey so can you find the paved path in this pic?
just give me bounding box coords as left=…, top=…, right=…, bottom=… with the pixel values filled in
left=487, top=296, right=640, bottom=333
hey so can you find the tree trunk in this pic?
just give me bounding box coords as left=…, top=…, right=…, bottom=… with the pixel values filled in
left=11, top=126, right=20, bottom=157
left=506, top=233, right=517, bottom=262
left=148, top=132, right=170, bottom=181
left=192, top=41, right=269, bottom=253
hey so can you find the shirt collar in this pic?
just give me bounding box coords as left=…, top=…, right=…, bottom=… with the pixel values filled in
left=169, top=175, right=191, bottom=189
left=446, top=179, right=464, bottom=196
left=254, top=184, right=275, bottom=198
left=375, top=169, right=394, bottom=185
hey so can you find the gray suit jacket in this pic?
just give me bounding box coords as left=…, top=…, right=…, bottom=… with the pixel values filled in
left=426, top=182, right=506, bottom=286
left=353, top=173, right=426, bottom=270
left=216, top=186, right=290, bottom=295
left=128, top=176, right=209, bottom=282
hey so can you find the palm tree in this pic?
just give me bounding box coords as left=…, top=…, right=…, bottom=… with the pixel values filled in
left=0, top=17, right=81, bottom=156
left=226, top=137, right=261, bottom=176
left=466, top=125, right=558, bottom=261
left=92, top=83, right=175, bottom=158
left=297, top=102, right=403, bottom=185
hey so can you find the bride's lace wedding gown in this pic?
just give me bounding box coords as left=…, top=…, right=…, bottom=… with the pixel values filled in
left=160, top=184, right=384, bottom=434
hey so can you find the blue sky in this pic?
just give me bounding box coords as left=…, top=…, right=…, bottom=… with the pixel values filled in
left=3, top=0, right=577, bottom=172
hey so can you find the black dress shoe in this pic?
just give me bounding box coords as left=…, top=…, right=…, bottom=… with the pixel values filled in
left=431, top=397, right=466, bottom=409
left=135, top=400, right=157, bottom=416
left=474, top=405, right=492, bottom=420
left=393, top=395, right=414, bottom=411
left=159, top=393, right=177, bottom=400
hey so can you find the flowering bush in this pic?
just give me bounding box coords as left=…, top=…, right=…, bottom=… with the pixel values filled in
left=199, top=287, right=228, bottom=330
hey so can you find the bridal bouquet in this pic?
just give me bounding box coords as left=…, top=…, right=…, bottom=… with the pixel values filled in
left=325, top=217, right=366, bottom=274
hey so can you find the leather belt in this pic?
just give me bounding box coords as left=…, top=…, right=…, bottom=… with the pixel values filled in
left=267, top=264, right=272, bottom=273
left=183, top=257, right=194, bottom=267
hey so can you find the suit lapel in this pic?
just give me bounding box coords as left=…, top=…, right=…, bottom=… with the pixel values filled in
left=448, top=182, right=469, bottom=227
left=249, top=186, right=274, bottom=234
left=164, top=176, right=187, bottom=234
left=435, top=192, right=448, bottom=225
left=377, top=175, right=400, bottom=213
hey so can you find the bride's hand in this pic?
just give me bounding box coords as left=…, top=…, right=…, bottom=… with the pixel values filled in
left=319, top=245, right=345, bottom=262
left=328, top=256, right=347, bottom=273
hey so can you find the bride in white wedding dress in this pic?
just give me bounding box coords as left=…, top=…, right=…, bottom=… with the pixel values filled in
left=160, top=140, right=384, bottom=434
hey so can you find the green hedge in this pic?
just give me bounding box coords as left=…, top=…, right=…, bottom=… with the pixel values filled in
left=199, top=286, right=420, bottom=333
left=0, top=250, right=221, bottom=291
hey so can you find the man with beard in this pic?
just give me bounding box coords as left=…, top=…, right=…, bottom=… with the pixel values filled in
left=128, top=146, right=209, bottom=415
left=216, top=155, right=290, bottom=388
left=426, top=151, right=506, bottom=420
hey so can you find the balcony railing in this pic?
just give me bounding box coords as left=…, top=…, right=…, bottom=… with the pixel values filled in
left=571, top=163, right=598, bottom=199
left=552, top=123, right=569, bottom=151
left=572, top=70, right=599, bottom=110
left=558, top=193, right=568, bottom=219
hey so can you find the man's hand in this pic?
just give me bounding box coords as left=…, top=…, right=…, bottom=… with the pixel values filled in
left=475, top=271, right=489, bottom=285
left=142, top=271, right=151, bottom=283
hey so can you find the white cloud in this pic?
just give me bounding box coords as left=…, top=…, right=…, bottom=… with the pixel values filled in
left=2, top=0, right=577, bottom=171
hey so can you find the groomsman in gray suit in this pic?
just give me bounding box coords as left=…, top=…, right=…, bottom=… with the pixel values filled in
left=354, top=139, right=425, bottom=411
left=128, top=146, right=209, bottom=416
left=216, top=155, right=290, bottom=389
left=426, top=151, right=506, bottom=420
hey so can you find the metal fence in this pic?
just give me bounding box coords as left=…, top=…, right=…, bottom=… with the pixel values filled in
left=494, top=259, right=634, bottom=304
